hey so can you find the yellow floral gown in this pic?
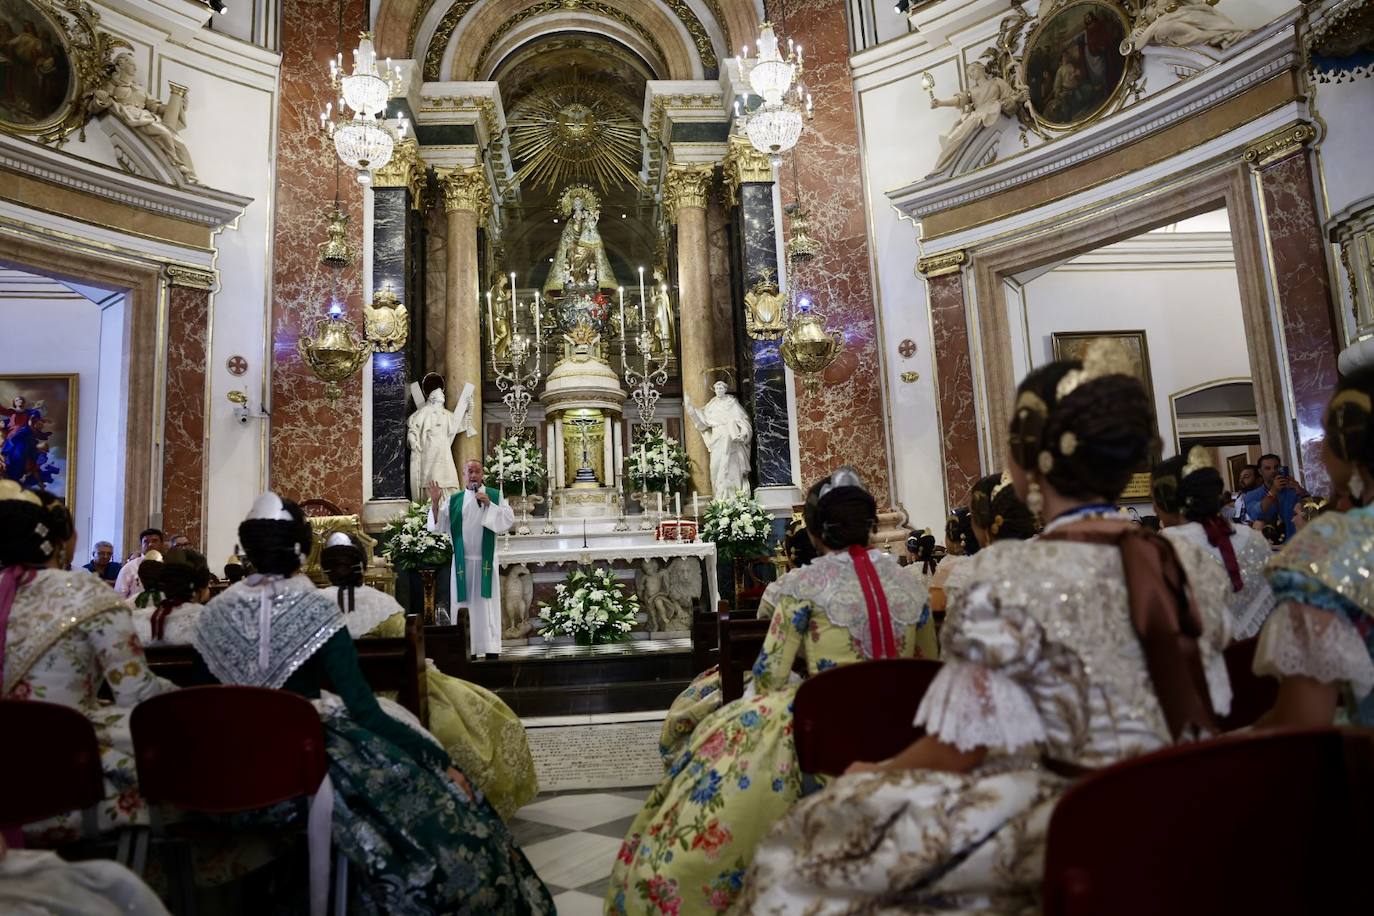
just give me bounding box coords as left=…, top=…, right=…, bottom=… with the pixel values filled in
left=325, top=583, right=539, bottom=820
left=607, top=549, right=938, bottom=915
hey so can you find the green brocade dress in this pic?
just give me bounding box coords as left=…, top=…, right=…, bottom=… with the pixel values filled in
left=607, top=550, right=937, bottom=915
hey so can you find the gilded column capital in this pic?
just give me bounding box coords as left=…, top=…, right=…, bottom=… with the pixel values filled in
left=372, top=138, right=428, bottom=210
left=164, top=264, right=216, bottom=290
left=722, top=135, right=773, bottom=206
left=916, top=250, right=967, bottom=278
left=663, top=164, right=715, bottom=222
left=1243, top=121, right=1317, bottom=170
left=438, top=165, right=491, bottom=219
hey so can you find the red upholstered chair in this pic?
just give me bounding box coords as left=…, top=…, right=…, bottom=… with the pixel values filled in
left=1042, top=727, right=1374, bottom=916
left=1216, top=635, right=1279, bottom=731
left=130, top=686, right=344, bottom=915
left=793, top=658, right=943, bottom=776
left=0, top=699, right=106, bottom=843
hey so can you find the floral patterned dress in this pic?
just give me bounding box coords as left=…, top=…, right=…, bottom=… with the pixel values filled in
left=739, top=524, right=1234, bottom=914
left=607, top=550, right=938, bottom=915
left=325, top=583, right=540, bottom=820
left=1164, top=520, right=1276, bottom=639
left=2, top=569, right=172, bottom=842
left=1256, top=504, right=1374, bottom=725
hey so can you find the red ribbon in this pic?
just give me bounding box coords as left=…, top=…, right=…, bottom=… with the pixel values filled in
left=1200, top=516, right=1244, bottom=593
left=849, top=546, right=898, bottom=659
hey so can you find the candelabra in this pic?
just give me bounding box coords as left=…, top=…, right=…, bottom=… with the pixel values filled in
left=617, top=268, right=670, bottom=426
left=486, top=277, right=544, bottom=430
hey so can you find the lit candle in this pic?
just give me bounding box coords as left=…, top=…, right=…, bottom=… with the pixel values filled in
left=640, top=443, right=647, bottom=487
left=485, top=290, right=494, bottom=349
left=657, top=492, right=663, bottom=515
left=534, top=292, right=542, bottom=347
left=675, top=492, right=681, bottom=518
left=509, top=272, right=517, bottom=330
left=638, top=266, right=646, bottom=326
left=618, top=287, right=626, bottom=339
left=692, top=493, right=699, bottom=519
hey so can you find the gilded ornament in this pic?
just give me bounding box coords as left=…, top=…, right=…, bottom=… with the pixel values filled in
left=663, top=164, right=714, bottom=220
left=164, top=265, right=215, bottom=290
left=317, top=207, right=353, bottom=268
left=507, top=77, right=642, bottom=192
left=780, top=309, right=843, bottom=393
left=744, top=276, right=787, bottom=340
left=371, top=137, right=427, bottom=207
left=785, top=206, right=821, bottom=262
left=1059, top=431, right=1078, bottom=456
left=363, top=285, right=409, bottom=353
left=900, top=371, right=920, bottom=383
left=1242, top=122, right=1318, bottom=169
left=438, top=166, right=491, bottom=218
left=916, top=250, right=968, bottom=277
left=1038, top=450, right=1055, bottom=475
left=297, top=312, right=372, bottom=401
left=471, top=1, right=671, bottom=83
left=723, top=135, right=773, bottom=204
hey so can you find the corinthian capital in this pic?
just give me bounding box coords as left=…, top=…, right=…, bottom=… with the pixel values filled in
left=663, top=164, right=714, bottom=222
left=722, top=135, right=773, bottom=205
left=373, top=139, right=427, bottom=209
left=438, top=166, right=491, bottom=219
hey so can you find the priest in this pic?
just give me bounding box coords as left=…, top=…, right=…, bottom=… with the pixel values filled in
left=427, top=460, right=515, bottom=659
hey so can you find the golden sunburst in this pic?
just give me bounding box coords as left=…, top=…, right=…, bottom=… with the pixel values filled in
left=507, top=77, right=643, bottom=193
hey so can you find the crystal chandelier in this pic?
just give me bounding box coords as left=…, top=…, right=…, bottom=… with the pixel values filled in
left=319, top=32, right=407, bottom=185
left=735, top=22, right=812, bottom=163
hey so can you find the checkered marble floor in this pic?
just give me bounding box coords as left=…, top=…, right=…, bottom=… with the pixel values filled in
left=511, top=787, right=652, bottom=914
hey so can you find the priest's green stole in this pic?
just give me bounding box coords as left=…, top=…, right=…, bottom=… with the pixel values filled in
left=448, top=486, right=501, bottom=601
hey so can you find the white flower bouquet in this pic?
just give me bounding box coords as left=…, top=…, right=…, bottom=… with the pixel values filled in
left=538, top=565, right=640, bottom=645
left=484, top=434, right=548, bottom=494
left=627, top=428, right=690, bottom=493
left=379, top=501, right=453, bottom=571
left=701, top=491, right=774, bottom=561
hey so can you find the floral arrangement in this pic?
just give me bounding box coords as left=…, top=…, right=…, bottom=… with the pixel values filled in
left=538, top=565, right=640, bottom=645
left=484, top=434, right=547, bottom=494
left=627, top=428, right=691, bottom=493
left=379, top=501, right=453, bottom=571
left=701, top=490, right=774, bottom=561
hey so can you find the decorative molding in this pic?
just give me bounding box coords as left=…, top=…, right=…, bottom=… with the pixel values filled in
left=420, top=0, right=480, bottom=81
left=721, top=134, right=772, bottom=205
left=642, top=86, right=726, bottom=198
left=372, top=138, right=428, bottom=209
left=472, top=1, right=671, bottom=84
left=164, top=264, right=215, bottom=290
left=916, top=250, right=967, bottom=277
left=438, top=165, right=491, bottom=218
left=662, top=163, right=714, bottom=220
left=1242, top=121, right=1317, bottom=169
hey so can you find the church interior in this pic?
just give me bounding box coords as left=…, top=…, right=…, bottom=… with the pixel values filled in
left=2, top=0, right=1374, bottom=912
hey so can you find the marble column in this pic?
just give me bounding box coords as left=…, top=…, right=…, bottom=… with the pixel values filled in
left=724, top=137, right=793, bottom=489
left=666, top=163, right=717, bottom=497
left=439, top=166, right=490, bottom=471
left=1247, top=124, right=1340, bottom=495
left=369, top=139, right=424, bottom=500
left=918, top=252, right=981, bottom=507
left=161, top=270, right=214, bottom=546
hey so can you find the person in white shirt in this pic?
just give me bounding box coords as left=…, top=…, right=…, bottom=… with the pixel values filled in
left=112, top=528, right=164, bottom=600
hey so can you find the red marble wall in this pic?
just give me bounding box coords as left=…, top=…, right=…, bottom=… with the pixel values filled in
left=926, top=272, right=980, bottom=506
left=162, top=285, right=209, bottom=544
left=269, top=0, right=365, bottom=509
left=1259, top=152, right=1339, bottom=495
left=786, top=0, right=891, bottom=505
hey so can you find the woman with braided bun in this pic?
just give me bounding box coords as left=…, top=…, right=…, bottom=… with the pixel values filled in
left=319, top=532, right=538, bottom=821
left=607, top=469, right=937, bottom=916
left=741, top=342, right=1233, bottom=915
left=939, top=472, right=1039, bottom=608
left=0, top=481, right=172, bottom=844
left=1254, top=370, right=1374, bottom=728
left=130, top=547, right=212, bottom=645
left=1153, top=450, right=1276, bottom=640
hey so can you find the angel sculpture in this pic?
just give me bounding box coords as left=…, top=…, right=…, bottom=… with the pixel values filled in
left=637, top=557, right=703, bottom=633
left=88, top=53, right=197, bottom=182
left=1121, top=0, right=1249, bottom=54
left=928, top=62, right=1027, bottom=176
left=501, top=564, right=535, bottom=639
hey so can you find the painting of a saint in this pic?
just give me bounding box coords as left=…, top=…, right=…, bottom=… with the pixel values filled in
left=0, top=0, right=74, bottom=129
left=0, top=374, right=76, bottom=505
left=1023, top=1, right=1129, bottom=128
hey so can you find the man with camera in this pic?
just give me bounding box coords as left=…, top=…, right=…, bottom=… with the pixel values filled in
left=1243, top=453, right=1309, bottom=543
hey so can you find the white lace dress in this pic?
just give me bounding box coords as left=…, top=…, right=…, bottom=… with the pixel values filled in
left=739, top=530, right=1232, bottom=914
left=130, top=601, right=206, bottom=646
left=1163, top=521, right=1276, bottom=639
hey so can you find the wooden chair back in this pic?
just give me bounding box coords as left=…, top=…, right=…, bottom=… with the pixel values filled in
left=0, top=700, right=105, bottom=832
left=423, top=607, right=471, bottom=680
left=793, top=658, right=943, bottom=775
left=1216, top=635, right=1278, bottom=731
left=718, top=609, right=771, bottom=703
left=1043, top=727, right=1374, bottom=916
left=691, top=600, right=728, bottom=673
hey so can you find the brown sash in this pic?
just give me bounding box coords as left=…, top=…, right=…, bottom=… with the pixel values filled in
left=1041, top=520, right=1219, bottom=740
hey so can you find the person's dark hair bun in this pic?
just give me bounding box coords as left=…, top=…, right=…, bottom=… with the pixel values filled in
left=968, top=474, right=1037, bottom=542
left=322, top=542, right=365, bottom=589
left=238, top=498, right=312, bottom=576
left=1151, top=454, right=1226, bottom=521
left=1326, top=369, right=1374, bottom=473
left=816, top=486, right=877, bottom=550
left=0, top=488, right=73, bottom=567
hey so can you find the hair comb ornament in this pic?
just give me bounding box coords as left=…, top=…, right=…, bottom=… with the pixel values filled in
left=1055, top=338, right=1137, bottom=401
left=246, top=492, right=292, bottom=522
left=1328, top=389, right=1373, bottom=461
left=818, top=466, right=867, bottom=500
left=1181, top=445, right=1213, bottom=480
left=991, top=471, right=1014, bottom=501
left=0, top=479, right=41, bottom=506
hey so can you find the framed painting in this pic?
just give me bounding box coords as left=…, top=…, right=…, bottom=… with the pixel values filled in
left=1021, top=0, right=1131, bottom=130
left=1052, top=330, right=1155, bottom=500
left=0, top=373, right=77, bottom=506
left=0, top=0, right=117, bottom=144
left=1227, top=452, right=1248, bottom=492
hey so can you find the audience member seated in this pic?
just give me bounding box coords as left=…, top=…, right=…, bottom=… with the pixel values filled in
left=222, top=549, right=246, bottom=584
left=129, top=548, right=212, bottom=646
left=0, top=482, right=172, bottom=843
left=740, top=342, right=1233, bottom=913
left=938, top=472, right=1038, bottom=608
left=929, top=506, right=979, bottom=598
left=1254, top=371, right=1374, bottom=728
left=192, top=493, right=551, bottom=913
left=607, top=468, right=938, bottom=915
left=0, top=833, right=170, bottom=915
left=81, top=541, right=121, bottom=584
left=113, top=527, right=164, bottom=601
left=1153, top=451, right=1276, bottom=640
left=320, top=532, right=538, bottom=820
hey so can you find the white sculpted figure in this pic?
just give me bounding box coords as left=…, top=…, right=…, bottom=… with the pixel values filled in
left=88, top=54, right=197, bottom=182
left=501, top=564, right=535, bottom=639
left=407, top=373, right=476, bottom=497
left=1121, top=0, right=1249, bottom=54
left=637, top=556, right=703, bottom=632
left=929, top=62, right=1026, bottom=175
left=685, top=380, right=753, bottom=497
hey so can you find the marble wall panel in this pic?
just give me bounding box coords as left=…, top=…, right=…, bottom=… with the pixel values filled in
left=785, top=0, right=891, bottom=505
left=926, top=272, right=981, bottom=505
left=372, top=185, right=410, bottom=500
left=268, top=0, right=366, bottom=508
left=424, top=205, right=448, bottom=378
left=162, top=285, right=209, bottom=545
left=738, top=182, right=793, bottom=488
left=707, top=196, right=736, bottom=371
left=1259, top=152, right=1339, bottom=495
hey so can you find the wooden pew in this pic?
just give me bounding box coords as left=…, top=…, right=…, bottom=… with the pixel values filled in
left=717, top=609, right=771, bottom=704
left=142, top=614, right=430, bottom=726
left=691, top=600, right=729, bottom=674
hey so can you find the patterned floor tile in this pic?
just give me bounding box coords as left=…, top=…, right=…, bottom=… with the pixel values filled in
left=515, top=792, right=645, bottom=831
left=520, top=831, right=622, bottom=891
left=549, top=890, right=605, bottom=916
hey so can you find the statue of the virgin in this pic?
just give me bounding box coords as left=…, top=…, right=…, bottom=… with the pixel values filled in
left=543, top=185, right=619, bottom=297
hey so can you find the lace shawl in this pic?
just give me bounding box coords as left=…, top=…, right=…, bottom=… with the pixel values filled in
left=3, top=570, right=129, bottom=694
left=770, top=549, right=929, bottom=659
left=1164, top=522, right=1277, bottom=639
left=320, top=584, right=404, bottom=639
left=193, top=574, right=345, bottom=689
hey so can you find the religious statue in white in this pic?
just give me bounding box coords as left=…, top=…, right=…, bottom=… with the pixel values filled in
left=501, top=564, right=536, bottom=639
left=88, top=53, right=198, bottom=182
left=407, top=373, right=476, bottom=498
left=1121, top=0, right=1249, bottom=54
left=685, top=380, right=753, bottom=497
left=929, top=61, right=1027, bottom=176
left=637, top=556, right=703, bottom=633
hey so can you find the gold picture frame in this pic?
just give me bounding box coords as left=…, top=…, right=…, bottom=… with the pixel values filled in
left=1051, top=329, right=1156, bottom=500
left=0, top=373, right=78, bottom=510
left=1020, top=0, right=1133, bottom=132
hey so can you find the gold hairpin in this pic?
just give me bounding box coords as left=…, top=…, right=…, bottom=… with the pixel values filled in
left=1181, top=445, right=1213, bottom=480
left=1330, top=389, right=1373, bottom=414
left=991, top=470, right=1013, bottom=501
left=1056, top=339, right=1136, bottom=401
left=1015, top=389, right=1048, bottom=418
left=0, top=479, right=40, bottom=506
